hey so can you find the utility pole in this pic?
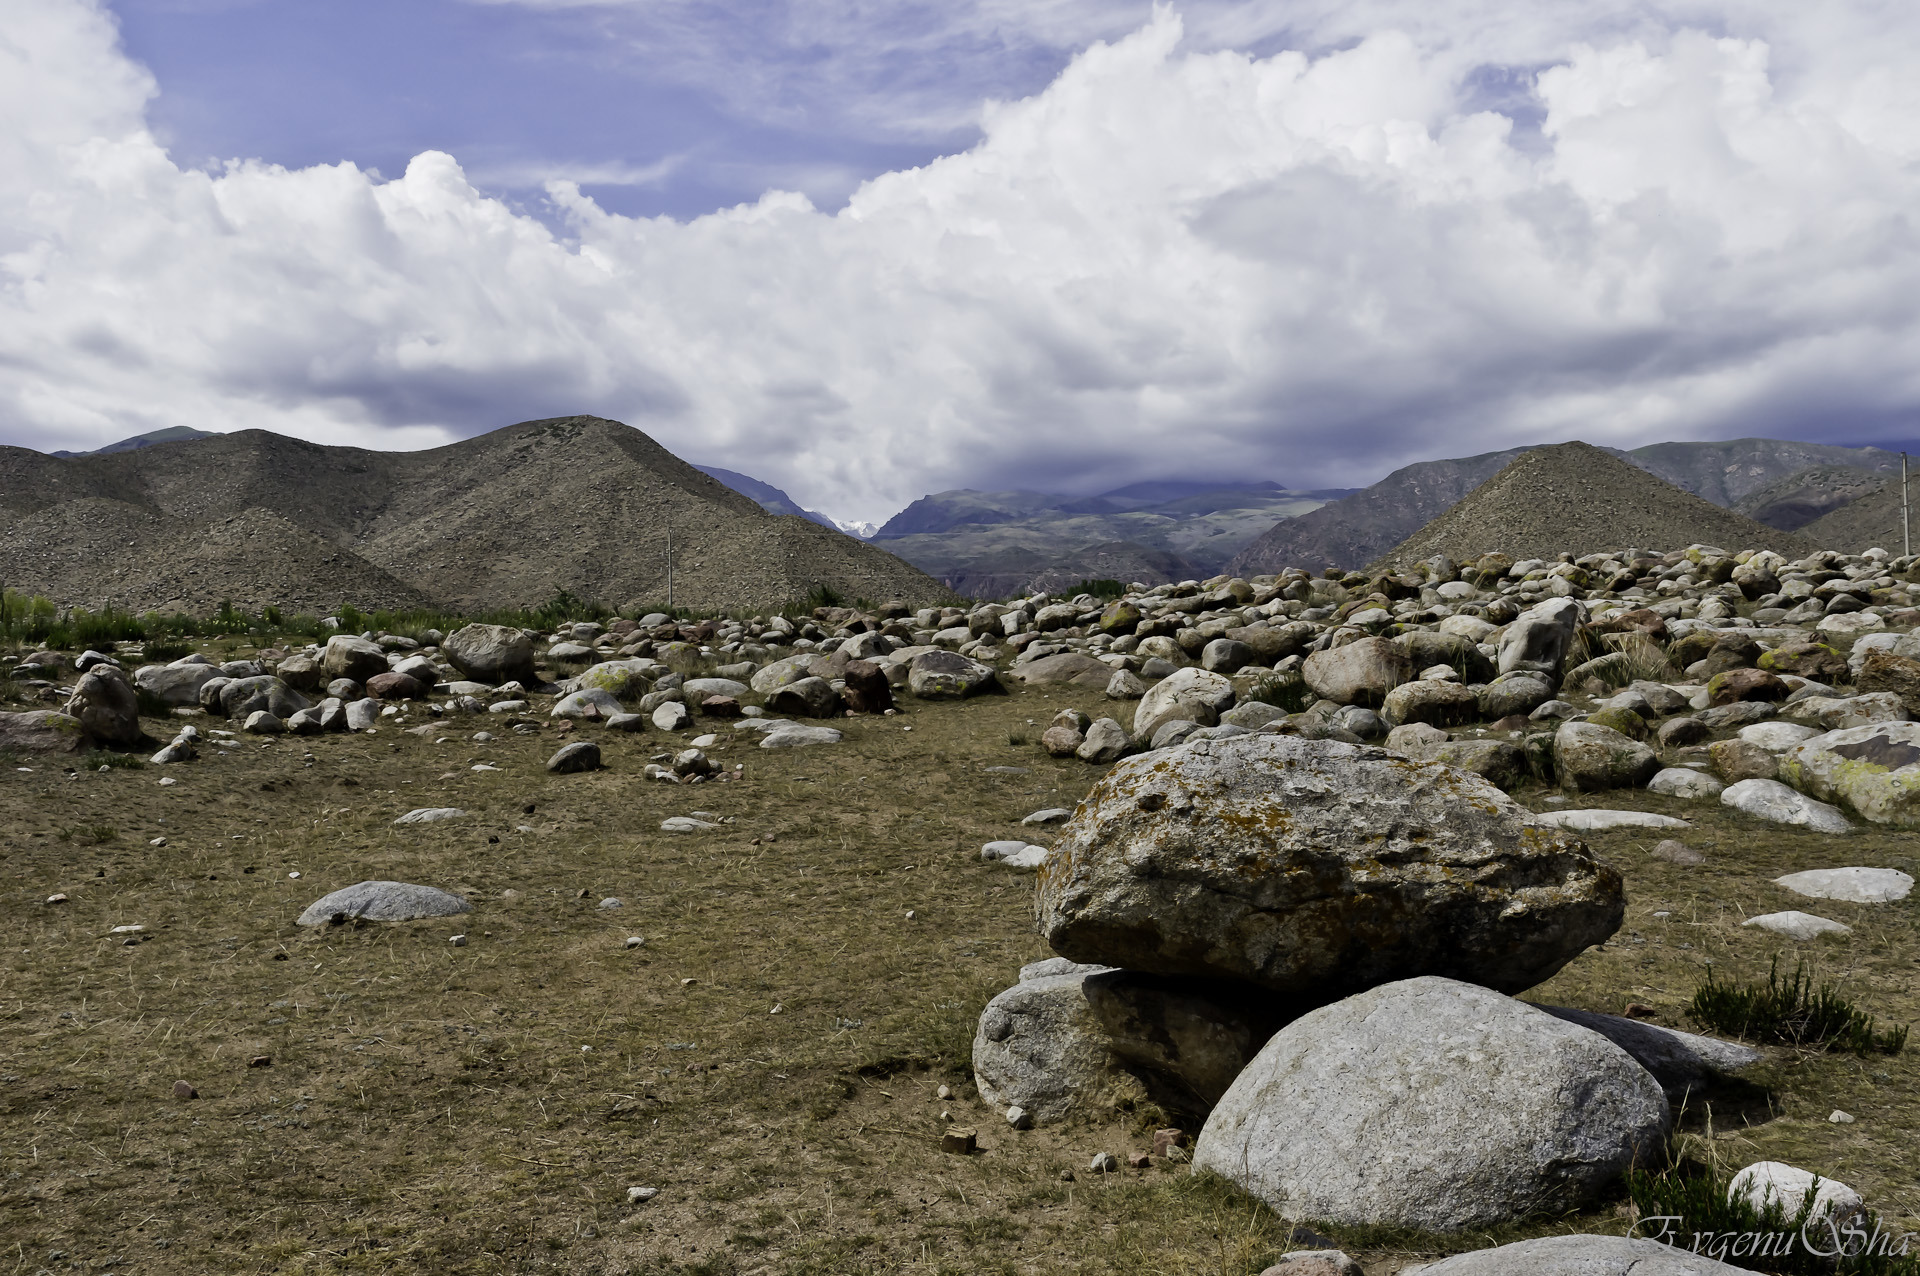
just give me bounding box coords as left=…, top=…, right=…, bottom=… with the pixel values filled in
left=1904, top=453, right=1912, bottom=560
left=666, top=521, right=674, bottom=612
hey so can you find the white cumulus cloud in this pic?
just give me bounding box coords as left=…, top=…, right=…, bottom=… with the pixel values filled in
left=4, top=0, right=1920, bottom=523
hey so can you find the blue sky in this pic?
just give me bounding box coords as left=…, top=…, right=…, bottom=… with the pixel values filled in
left=109, top=0, right=1077, bottom=220
left=6, top=1, right=1920, bottom=523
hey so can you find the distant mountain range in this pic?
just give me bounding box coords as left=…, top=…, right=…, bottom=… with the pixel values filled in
left=29, top=425, right=1920, bottom=604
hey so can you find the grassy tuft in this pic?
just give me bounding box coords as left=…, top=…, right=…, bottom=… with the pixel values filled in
left=1689, top=957, right=1908, bottom=1055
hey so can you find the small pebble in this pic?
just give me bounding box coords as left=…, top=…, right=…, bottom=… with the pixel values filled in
left=941, top=1128, right=977, bottom=1154
left=45, top=894, right=67, bottom=905
left=449, top=934, right=467, bottom=947
left=1089, top=1152, right=1118, bottom=1173
left=149, top=837, right=167, bottom=847
left=936, top=1084, right=953, bottom=1100
left=158, top=777, right=176, bottom=786
left=248, top=1055, right=272, bottom=1068
left=172, top=1080, right=197, bottom=1099
left=625, top=936, right=645, bottom=949
left=1830, top=1110, right=1856, bottom=1124
left=627, top=1186, right=659, bottom=1204
left=1127, top=1151, right=1151, bottom=1169
left=288, top=871, right=300, bottom=879
left=1006, top=1106, right=1032, bottom=1130
left=598, top=897, right=623, bottom=909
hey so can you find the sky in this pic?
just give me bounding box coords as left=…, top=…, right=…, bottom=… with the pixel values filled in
left=4, top=1, right=1920, bottom=524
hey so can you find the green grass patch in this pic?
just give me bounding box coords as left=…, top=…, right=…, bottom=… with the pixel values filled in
left=1689, top=957, right=1908, bottom=1055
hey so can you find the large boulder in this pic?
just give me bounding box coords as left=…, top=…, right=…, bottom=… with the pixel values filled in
left=65, top=665, right=142, bottom=746
left=1301, top=636, right=1410, bottom=708
left=1192, top=978, right=1668, bottom=1232
left=1553, top=721, right=1659, bottom=791
left=1780, top=722, right=1920, bottom=825
left=134, top=660, right=221, bottom=706
left=767, top=676, right=842, bottom=718
left=1132, top=667, right=1235, bottom=740
left=1857, top=648, right=1920, bottom=715
left=321, top=635, right=390, bottom=684
left=0, top=710, right=87, bottom=753
left=1477, top=674, right=1554, bottom=720
left=908, top=650, right=1000, bottom=699
left=218, top=676, right=310, bottom=722
left=1035, top=735, right=1623, bottom=1000
left=578, top=661, right=650, bottom=700
left=1402, top=1235, right=1759, bottom=1275
left=972, top=961, right=1289, bottom=1124
left=750, top=653, right=819, bottom=694
left=1496, top=597, right=1584, bottom=679
left=442, top=624, right=537, bottom=686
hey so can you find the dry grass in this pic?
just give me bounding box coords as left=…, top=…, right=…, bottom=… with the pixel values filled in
left=3, top=643, right=1918, bottom=1274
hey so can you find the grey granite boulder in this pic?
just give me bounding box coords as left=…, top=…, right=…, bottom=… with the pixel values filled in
left=1193, top=977, right=1668, bottom=1232
left=1553, top=721, right=1659, bottom=791
left=65, top=665, right=142, bottom=746
left=1529, top=1004, right=1763, bottom=1099
left=1401, top=1235, right=1761, bottom=1275
left=1779, top=723, right=1920, bottom=825
left=1133, top=667, right=1235, bottom=740
left=134, top=660, right=221, bottom=706
left=322, top=635, right=390, bottom=684
left=1301, top=636, right=1410, bottom=708
left=296, top=881, right=471, bottom=926
left=908, top=650, right=999, bottom=699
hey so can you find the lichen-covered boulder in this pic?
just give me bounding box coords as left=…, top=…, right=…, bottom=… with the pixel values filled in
left=1779, top=722, right=1920, bottom=825
left=1035, top=735, right=1623, bottom=1000
left=907, top=650, right=999, bottom=699
left=1381, top=680, right=1478, bottom=729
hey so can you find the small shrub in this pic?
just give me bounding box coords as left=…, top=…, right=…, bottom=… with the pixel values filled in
left=55, top=825, right=119, bottom=845
left=92, top=752, right=146, bottom=770
left=1241, top=670, right=1313, bottom=713
left=1629, top=1155, right=1920, bottom=1273
left=1071, top=579, right=1127, bottom=600
left=141, top=640, right=193, bottom=663
left=1689, top=957, right=1907, bottom=1055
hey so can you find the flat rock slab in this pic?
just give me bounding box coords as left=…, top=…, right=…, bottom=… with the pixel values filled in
left=1743, top=911, right=1852, bottom=940
left=1535, top=809, right=1690, bottom=831
left=297, top=881, right=471, bottom=926
left=758, top=725, right=842, bottom=748
left=981, top=841, right=1048, bottom=869
left=1402, top=1235, right=1763, bottom=1275
left=1529, top=1004, right=1763, bottom=1098
left=393, top=808, right=467, bottom=825
left=661, top=816, right=720, bottom=832
left=1021, top=808, right=1073, bottom=826
left=1720, top=778, right=1852, bottom=832
left=1774, top=867, right=1913, bottom=904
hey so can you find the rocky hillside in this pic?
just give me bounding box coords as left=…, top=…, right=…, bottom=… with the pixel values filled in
left=1373, top=443, right=1814, bottom=568
left=1230, top=438, right=1906, bottom=576
left=2, top=416, right=950, bottom=615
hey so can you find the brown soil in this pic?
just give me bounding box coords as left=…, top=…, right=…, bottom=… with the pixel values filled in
left=1372, top=442, right=1817, bottom=569
left=0, top=418, right=951, bottom=615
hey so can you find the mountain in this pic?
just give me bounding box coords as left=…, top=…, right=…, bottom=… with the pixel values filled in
left=869, top=482, right=1352, bottom=597
left=693, top=465, right=840, bottom=531
left=2, top=416, right=950, bottom=615
left=49, top=425, right=216, bottom=458
left=1799, top=475, right=1920, bottom=554
left=1372, top=442, right=1815, bottom=569
left=1731, top=465, right=1890, bottom=532
left=1230, top=438, right=1906, bottom=576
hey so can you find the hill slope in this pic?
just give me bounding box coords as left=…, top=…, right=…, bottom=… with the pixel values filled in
left=1800, top=476, right=1920, bottom=553
left=1372, top=442, right=1816, bottom=568
left=0, top=417, right=950, bottom=614
left=694, top=465, right=840, bottom=531
left=1230, top=438, right=1904, bottom=575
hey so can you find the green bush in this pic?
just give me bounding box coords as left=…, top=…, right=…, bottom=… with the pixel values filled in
left=1071, top=579, right=1127, bottom=600
left=1689, top=957, right=1907, bottom=1055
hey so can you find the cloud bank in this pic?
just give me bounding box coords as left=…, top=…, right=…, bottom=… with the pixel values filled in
left=6, top=0, right=1920, bottom=522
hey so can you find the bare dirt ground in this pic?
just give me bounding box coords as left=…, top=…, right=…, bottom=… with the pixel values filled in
left=4, top=637, right=1917, bottom=1274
